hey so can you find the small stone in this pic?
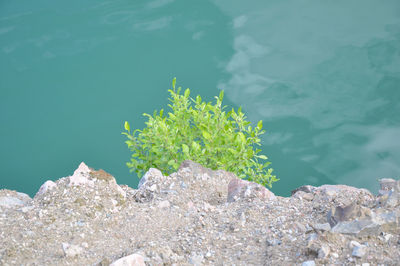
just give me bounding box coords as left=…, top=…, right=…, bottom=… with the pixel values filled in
left=189, top=252, right=204, bottom=265
left=331, top=252, right=339, bottom=258
left=62, top=243, right=83, bottom=258
left=158, top=200, right=170, bottom=209
left=384, top=233, right=393, bottom=242
left=138, top=168, right=163, bottom=189
left=352, top=245, right=367, bottom=258
left=314, top=223, right=331, bottom=231
left=302, top=260, right=315, bottom=266
left=110, top=253, right=145, bottom=266
left=362, top=263, right=370, bottom=266
left=318, top=244, right=330, bottom=258
left=294, top=222, right=306, bottom=233
left=266, top=239, right=281, bottom=246
left=302, top=193, right=314, bottom=201
left=349, top=240, right=361, bottom=248
left=379, top=178, right=397, bottom=191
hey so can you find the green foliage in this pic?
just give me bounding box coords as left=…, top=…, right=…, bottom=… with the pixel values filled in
left=122, top=78, right=278, bottom=188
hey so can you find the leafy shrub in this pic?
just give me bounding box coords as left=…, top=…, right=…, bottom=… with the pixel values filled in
left=122, top=78, right=278, bottom=187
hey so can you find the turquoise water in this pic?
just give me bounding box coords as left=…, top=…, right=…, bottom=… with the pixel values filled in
left=1, top=0, right=399, bottom=197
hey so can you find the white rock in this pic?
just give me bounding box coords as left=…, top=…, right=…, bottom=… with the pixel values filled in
left=349, top=240, right=361, bottom=248
left=158, top=200, right=170, bottom=209
left=36, top=180, right=56, bottom=196
left=69, top=162, right=94, bottom=187
left=110, top=253, right=145, bottom=266
left=302, top=260, right=315, bottom=266
left=62, top=243, right=83, bottom=258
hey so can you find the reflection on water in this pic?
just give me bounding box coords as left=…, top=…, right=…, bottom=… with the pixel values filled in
left=214, top=0, right=400, bottom=195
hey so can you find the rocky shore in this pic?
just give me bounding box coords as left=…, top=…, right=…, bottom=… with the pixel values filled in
left=0, top=160, right=399, bottom=265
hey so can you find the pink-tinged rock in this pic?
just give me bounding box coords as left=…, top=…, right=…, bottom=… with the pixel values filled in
left=227, top=178, right=276, bottom=203
left=68, top=162, right=94, bottom=187
left=36, top=180, right=56, bottom=196
left=110, top=253, right=145, bottom=266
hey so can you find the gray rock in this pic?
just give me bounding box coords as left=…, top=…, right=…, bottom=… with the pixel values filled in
left=330, top=209, right=400, bottom=236
left=314, top=223, right=331, bottom=231
left=138, top=168, right=163, bottom=189
left=266, top=239, right=282, bottom=246
left=379, top=178, right=397, bottom=191
left=291, top=185, right=315, bottom=195
left=302, top=260, right=315, bottom=266
left=352, top=244, right=367, bottom=258
left=318, top=244, right=330, bottom=258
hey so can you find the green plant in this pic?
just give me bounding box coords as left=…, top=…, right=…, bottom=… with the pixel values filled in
left=122, top=78, right=278, bottom=187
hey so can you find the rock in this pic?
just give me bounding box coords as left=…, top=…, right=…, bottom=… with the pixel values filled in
left=158, top=200, right=170, bottom=209
left=327, top=203, right=371, bottom=228
left=302, top=260, right=315, bottom=266
left=0, top=191, right=31, bottom=208
left=36, top=180, right=56, bottom=196
left=62, top=243, right=83, bottom=258
left=352, top=244, right=367, bottom=258
left=189, top=252, right=204, bottom=265
left=69, top=162, right=94, bottom=187
left=110, top=253, right=145, bottom=266
left=330, top=209, right=400, bottom=236
left=291, top=185, right=315, bottom=195
left=227, top=177, right=276, bottom=202
left=314, top=223, right=331, bottom=231
left=316, top=184, right=372, bottom=198
left=138, top=168, right=164, bottom=189
left=318, top=244, right=330, bottom=258
left=379, top=178, right=397, bottom=191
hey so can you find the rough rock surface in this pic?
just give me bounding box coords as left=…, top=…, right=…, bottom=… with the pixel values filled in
left=0, top=161, right=399, bottom=265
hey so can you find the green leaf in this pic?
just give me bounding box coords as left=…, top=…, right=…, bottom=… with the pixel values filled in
left=257, top=120, right=263, bottom=130
left=124, top=121, right=130, bottom=131
left=184, top=88, right=190, bottom=98
left=172, top=77, right=176, bottom=89
left=182, top=144, right=189, bottom=154
left=219, top=90, right=224, bottom=101
left=202, top=131, right=211, bottom=140
left=257, top=155, right=268, bottom=160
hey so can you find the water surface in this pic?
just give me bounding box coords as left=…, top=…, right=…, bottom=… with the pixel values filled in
left=1, top=0, right=399, bottom=196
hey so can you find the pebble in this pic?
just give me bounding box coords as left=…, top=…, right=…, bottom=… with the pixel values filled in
left=352, top=245, right=367, bottom=258
left=62, top=243, right=83, bottom=258
left=318, top=244, right=330, bottom=258
left=158, top=200, right=170, bottom=209
left=110, top=253, right=145, bottom=266
left=302, top=260, right=315, bottom=266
